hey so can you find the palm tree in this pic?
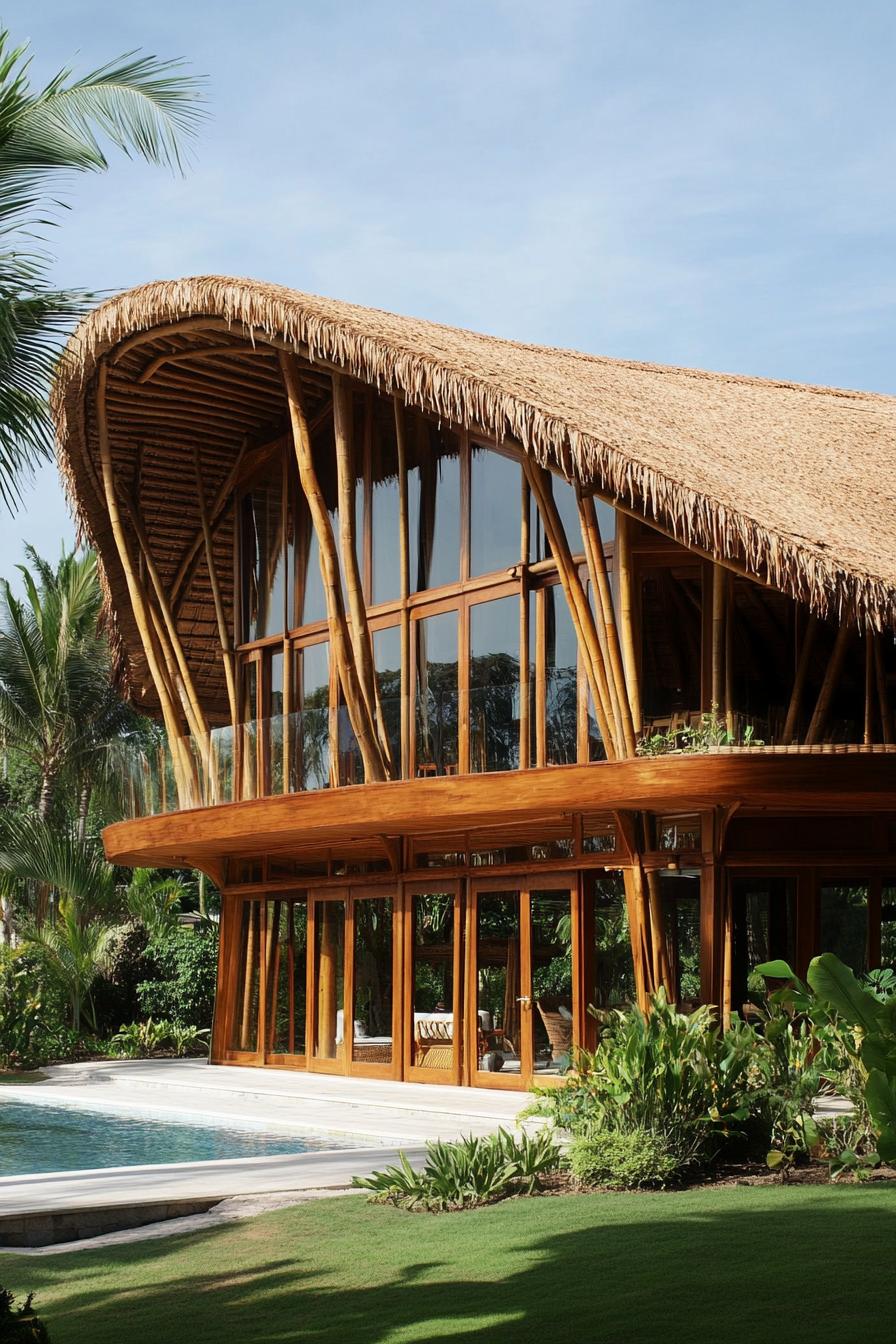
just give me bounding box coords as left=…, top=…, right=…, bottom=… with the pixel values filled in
left=0, top=547, right=142, bottom=828
left=124, top=868, right=184, bottom=940
left=0, top=30, right=204, bottom=506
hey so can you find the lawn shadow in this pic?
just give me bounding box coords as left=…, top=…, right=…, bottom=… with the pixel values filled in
left=5, top=1184, right=896, bottom=1344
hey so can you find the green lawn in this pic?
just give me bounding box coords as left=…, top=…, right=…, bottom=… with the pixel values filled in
left=2, top=1184, right=894, bottom=1343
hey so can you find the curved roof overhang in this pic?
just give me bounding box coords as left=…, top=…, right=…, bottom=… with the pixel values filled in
left=52, top=275, right=896, bottom=709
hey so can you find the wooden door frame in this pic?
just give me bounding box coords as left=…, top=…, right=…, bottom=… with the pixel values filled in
left=403, top=878, right=464, bottom=1085
left=306, top=885, right=402, bottom=1079
left=466, top=871, right=578, bottom=1090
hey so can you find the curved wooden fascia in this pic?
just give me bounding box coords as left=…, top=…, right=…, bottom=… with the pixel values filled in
left=102, top=751, right=896, bottom=870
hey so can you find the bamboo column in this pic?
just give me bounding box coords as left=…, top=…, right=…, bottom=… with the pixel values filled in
left=615, top=512, right=642, bottom=733
left=519, top=475, right=531, bottom=767
left=280, top=352, right=387, bottom=782
left=805, top=620, right=852, bottom=744
left=783, top=613, right=817, bottom=742
left=711, top=564, right=725, bottom=713
left=192, top=443, right=239, bottom=732
left=875, top=638, right=894, bottom=744
left=864, top=633, right=875, bottom=745
left=394, top=396, right=411, bottom=779
left=576, top=488, right=637, bottom=756
left=724, top=572, right=735, bottom=735
left=95, top=363, right=194, bottom=804
left=523, top=461, right=618, bottom=758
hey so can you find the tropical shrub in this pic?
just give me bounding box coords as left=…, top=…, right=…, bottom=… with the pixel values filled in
left=109, top=1018, right=209, bottom=1059
left=532, top=991, right=754, bottom=1174
left=136, top=927, right=219, bottom=1029
left=568, top=1128, right=679, bottom=1190
left=0, top=1285, right=50, bottom=1342
left=91, top=921, right=150, bottom=1034
left=353, top=1128, right=561, bottom=1211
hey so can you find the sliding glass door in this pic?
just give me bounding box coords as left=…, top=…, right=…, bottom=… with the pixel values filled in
left=468, top=875, right=578, bottom=1089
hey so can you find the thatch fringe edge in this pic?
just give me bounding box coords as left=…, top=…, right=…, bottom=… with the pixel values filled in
left=51, top=276, right=896, bottom=636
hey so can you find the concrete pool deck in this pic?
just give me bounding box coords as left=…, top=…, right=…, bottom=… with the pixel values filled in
left=0, top=1060, right=536, bottom=1244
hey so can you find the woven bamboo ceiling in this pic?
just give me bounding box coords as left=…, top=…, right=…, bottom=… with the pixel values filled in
left=52, top=275, right=896, bottom=712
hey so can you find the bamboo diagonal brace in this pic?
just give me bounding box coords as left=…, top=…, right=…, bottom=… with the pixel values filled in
left=279, top=351, right=387, bottom=782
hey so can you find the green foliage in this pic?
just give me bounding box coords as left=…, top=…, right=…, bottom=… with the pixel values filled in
left=531, top=992, right=754, bottom=1174
left=109, top=1018, right=209, bottom=1059
left=353, top=1128, right=561, bottom=1211
left=0, top=949, right=47, bottom=1069
left=124, top=869, right=184, bottom=940
left=0, top=29, right=204, bottom=505
left=637, top=706, right=763, bottom=757
left=0, top=1285, right=50, bottom=1342
left=568, top=1127, right=679, bottom=1190
left=136, top=927, right=219, bottom=1029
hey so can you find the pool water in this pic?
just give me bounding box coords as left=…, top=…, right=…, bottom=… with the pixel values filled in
left=0, top=1098, right=365, bottom=1176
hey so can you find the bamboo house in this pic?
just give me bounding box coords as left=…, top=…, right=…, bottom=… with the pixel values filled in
left=53, top=275, right=896, bottom=1087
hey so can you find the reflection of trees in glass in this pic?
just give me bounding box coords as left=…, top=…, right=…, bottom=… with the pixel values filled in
left=353, top=899, right=393, bottom=1038
left=820, top=884, right=869, bottom=975
left=298, top=684, right=329, bottom=790
left=591, top=876, right=636, bottom=1008
left=546, top=666, right=577, bottom=764
left=883, top=890, right=896, bottom=970
left=413, top=893, right=454, bottom=1011
left=416, top=659, right=458, bottom=771
left=531, top=898, right=572, bottom=1002
left=470, top=651, right=520, bottom=773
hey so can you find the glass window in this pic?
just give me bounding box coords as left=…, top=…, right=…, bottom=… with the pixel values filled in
left=352, top=896, right=394, bottom=1065
left=545, top=586, right=578, bottom=765
left=531, top=890, right=574, bottom=1076
left=374, top=626, right=402, bottom=773
left=266, top=896, right=307, bottom=1055
left=313, top=900, right=345, bottom=1061
left=476, top=892, right=521, bottom=1073
left=730, top=877, right=796, bottom=1009
left=228, top=900, right=261, bottom=1051
left=819, top=883, right=869, bottom=975
left=661, top=876, right=701, bottom=1005
left=470, top=446, right=521, bottom=576
left=409, top=443, right=460, bottom=592
left=414, top=610, right=458, bottom=776
left=411, top=891, right=456, bottom=1072
left=530, top=474, right=590, bottom=562
left=470, top=596, right=520, bottom=773
left=882, top=884, right=896, bottom=970
left=241, top=464, right=286, bottom=641
left=588, top=874, right=635, bottom=1009
left=296, top=642, right=330, bottom=791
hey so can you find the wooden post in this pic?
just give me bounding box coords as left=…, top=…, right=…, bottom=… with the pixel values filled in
left=615, top=512, right=642, bottom=733
left=317, top=904, right=338, bottom=1059
left=519, top=475, right=530, bottom=768
left=280, top=351, right=387, bottom=782
left=805, top=620, right=852, bottom=745
left=724, top=572, right=735, bottom=735
left=783, top=612, right=817, bottom=743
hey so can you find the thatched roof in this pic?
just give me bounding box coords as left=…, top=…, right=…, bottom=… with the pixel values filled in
left=52, top=275, right=896, bottom=706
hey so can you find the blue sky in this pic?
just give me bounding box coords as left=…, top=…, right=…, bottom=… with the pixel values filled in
left=3, top=0, right=895, bottom=579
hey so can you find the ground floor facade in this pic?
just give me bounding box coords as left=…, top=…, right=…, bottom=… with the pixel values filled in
left=207, top=797, right=896, bottom=1089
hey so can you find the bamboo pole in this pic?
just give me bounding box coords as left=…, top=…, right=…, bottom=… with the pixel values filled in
left=722, top=885, right=733, bottom=1028
left=805, top=620, right=852, bottom=745
left=523, top=460, right=618, bottom=758
left=394, top=396, right=411, bottom=780
left=576, top=488, right=637, bottom=756
left=864, top=633, right=874, bottom=746
left=239, top=903, right=258, bottom=1051
left=711, top=564, right=725, bottom=714
left=621, top=864, right=652, bottom=1007
left=192, top=442, right=239, bottom=733
left=782, top=613, right=817, bottom=743
left=124, top=496, right=209, bottom=745
left=280, top=351, right=387, bottom=782
left=95, top=363, right=193, bottom=804
left=724, top=572, right=735, bottom=735
left=520, top=474, right=531, bottom=767
left=615, top=511, right=642, bottom=733
left=874, top=638, right=893, bottom=744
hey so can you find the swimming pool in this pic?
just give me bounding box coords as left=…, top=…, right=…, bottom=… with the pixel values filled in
left=0, top=1098, right=367, bottom=1176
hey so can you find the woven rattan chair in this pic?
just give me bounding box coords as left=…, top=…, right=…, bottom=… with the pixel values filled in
left=415, top=1017, right=454, bottom=1070
left=537, top=1003, right=573, bottom=1060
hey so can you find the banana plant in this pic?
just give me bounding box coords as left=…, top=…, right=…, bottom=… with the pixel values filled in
left=758, top=952, right=896, bottom=1164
